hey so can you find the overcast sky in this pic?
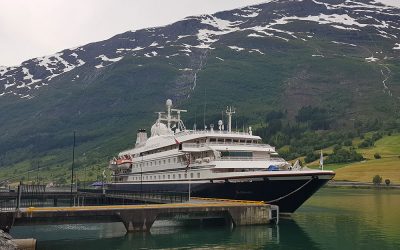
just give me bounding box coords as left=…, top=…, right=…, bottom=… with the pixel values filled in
left=0, top=0, right=398, bottom=66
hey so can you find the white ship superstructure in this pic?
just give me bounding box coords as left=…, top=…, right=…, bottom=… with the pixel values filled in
left=108, top=100, right=335, bottom=213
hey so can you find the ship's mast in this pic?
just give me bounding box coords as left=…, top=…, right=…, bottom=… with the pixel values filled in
left=157, top=99, right=187, bottom=132
left=225, top=106, right=235, bottom=132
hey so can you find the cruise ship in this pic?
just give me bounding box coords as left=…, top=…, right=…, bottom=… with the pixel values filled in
left=107, top=99, right=335, bottom=213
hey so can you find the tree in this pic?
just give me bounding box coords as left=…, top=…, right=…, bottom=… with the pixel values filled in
left=385, top=179, right=390, bottom=186
left=304, top=152, right=319, bottom=163
left=372, top=175, right=382, bottom=185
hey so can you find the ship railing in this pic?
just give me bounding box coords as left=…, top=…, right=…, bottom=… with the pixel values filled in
left=181, top=142, right=275, bottom=150
left=216, top=156, right=267, bottom=161
left=216, top=156, right=287, bottom=162
left=176, top=130, right=251, bottom=137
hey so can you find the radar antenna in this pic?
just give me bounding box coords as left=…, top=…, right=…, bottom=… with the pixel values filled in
left=225, top=106, right=236, bottom=132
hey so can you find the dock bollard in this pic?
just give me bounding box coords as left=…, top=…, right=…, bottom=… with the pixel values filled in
left=12, top=238, right=37, bottom=250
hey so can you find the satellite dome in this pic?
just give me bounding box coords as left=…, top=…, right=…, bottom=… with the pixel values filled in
left=166, top=99, right=173, bottom=107
left=151, top=122, right=170, bottom=136
left=218, top=120, right=223, bottom=126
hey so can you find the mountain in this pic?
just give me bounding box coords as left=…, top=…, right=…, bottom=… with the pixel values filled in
left=0, top=0, right=399, bottom=180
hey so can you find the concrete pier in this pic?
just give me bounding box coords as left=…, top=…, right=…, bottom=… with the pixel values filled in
left=0, top=199, right=278, bottom=232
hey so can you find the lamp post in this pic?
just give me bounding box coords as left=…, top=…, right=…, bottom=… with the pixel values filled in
left=36, top=161, right=40, bottom=184
left=70, top=131, right=76, bottom=206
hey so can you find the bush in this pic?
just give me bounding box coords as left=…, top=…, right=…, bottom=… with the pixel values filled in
left=371, top=132, right=382, bottom=141
left=373, top=175, right=382, bottom=185
left=374, top=153, right=381, bottom=159
left=325, top=148, right=364, bottom=164
left=343, top=139, right=353, bottom=146
left=358, top=138, right=374, bottom=148
left=304, top=152, right=319, bottom=163
left=385, top=179, right=390, bottom=186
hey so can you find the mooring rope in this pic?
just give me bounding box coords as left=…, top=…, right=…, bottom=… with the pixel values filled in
left=266, top=178, right=314, bottom=203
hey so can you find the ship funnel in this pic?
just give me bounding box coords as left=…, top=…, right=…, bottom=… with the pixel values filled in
left=136, top=129, right=148, bottom=145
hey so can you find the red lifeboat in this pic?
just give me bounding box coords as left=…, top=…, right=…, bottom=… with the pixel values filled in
left=109, top=155, right=133, bottom=170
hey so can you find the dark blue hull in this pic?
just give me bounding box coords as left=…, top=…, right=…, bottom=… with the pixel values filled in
left=107, top=174, right=333, bottom=213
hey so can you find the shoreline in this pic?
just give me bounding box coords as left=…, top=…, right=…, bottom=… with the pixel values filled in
left=325, top=181, right=400, bottom=189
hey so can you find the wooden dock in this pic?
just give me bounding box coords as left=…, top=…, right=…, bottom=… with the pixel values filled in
left=0, top=198, right=278, bottom=232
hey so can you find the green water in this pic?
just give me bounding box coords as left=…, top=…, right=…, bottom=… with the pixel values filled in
left=11, top=188, right=400, bottom=249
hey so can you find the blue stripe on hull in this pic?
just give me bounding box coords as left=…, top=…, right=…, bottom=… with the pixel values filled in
left=107, top=178, right=330, bottom=213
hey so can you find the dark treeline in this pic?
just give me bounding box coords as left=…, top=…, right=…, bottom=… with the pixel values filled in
left=254, top=106, right=399, bottom=162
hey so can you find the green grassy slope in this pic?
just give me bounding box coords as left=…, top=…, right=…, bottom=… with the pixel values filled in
left=306, top=134, right=400, bottom=183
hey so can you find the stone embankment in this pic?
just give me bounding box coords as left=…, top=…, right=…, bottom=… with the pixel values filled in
left=0, top=230, right=17, bottom=250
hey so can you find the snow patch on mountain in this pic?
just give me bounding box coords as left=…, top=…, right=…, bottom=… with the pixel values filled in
left=332, top=41, right=357, bottom=46
left=150, top=42, right=159, bottom=47
left=95, top=55, right=123, bottom=68
left=196, top=15, right=242, bottom=46
left=250, top=49, right=265, bottom=55
left=97, top=55, right=123, bottom=62
left=394, top=43, right=400, bottom=49
left=228, top=46, right=245, bottom=51
left=283, top=14, right=368, bottom=28
left=365, top=56, right=379, bottom=62
left=248, top=33, right=265, bottom=38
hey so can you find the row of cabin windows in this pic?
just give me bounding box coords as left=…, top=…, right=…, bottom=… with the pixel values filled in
left=133, top=172, right=200, bottom=181
left=133, top=156, right=182, bottom=169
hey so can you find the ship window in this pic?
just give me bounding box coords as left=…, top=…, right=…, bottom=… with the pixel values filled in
left=163, top=160, right=166, bottom=164
left=158, top=175, right=160, bottom=179
left=163, top=175, right=165, bottom=179
left=233, top=139, right=239, bottom=143
left=173, top=158, right=176, bottom=163
left=210, top=138, right=216, bottom=143
left=221, top=151, right=252, bottom=157
left=197, top=173, right=200, bottom=178
left=178, top=174, right=181, bottom=179
left=190, top=173, right=194, bottom=178
left=168, top=159, right=171, bottom=163
left=168, top=175, right=170, bottom=179
left=173, top=174, right=175, bottom=179
left=150, top=162, right=152, bottom=166
left=185, top=173, right=187, bottom=178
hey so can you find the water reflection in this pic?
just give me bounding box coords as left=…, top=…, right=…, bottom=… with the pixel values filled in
left=13, top=218, right=321, bottom=250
